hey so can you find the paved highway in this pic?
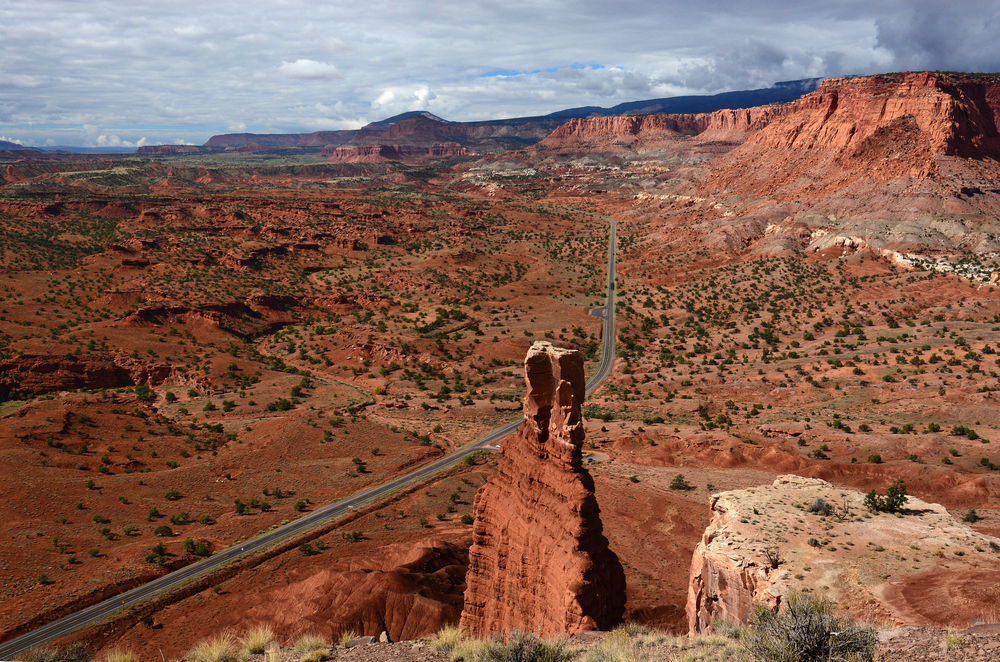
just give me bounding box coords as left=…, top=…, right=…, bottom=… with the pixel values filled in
left=0, top=218, right=617, bottom=659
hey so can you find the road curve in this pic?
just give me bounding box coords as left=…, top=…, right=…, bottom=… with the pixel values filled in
left=0, top=218, right=617, bottom=659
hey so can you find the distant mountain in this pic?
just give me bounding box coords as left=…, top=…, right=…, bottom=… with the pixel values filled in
left=366, top=111, right=451, bottom=127
left=163, top=79, right=826, bottom=157
left=546, top=78, right=824, bottom=120
left=0, top=140, right=39, bottom=151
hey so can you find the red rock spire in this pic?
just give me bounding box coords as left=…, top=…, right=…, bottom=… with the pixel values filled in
left=460, top=341, right=626, bottom=638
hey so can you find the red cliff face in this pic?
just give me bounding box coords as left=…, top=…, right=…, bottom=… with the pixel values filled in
left=540, top=106, right=788, bottom=150
left=706, top=72, right=1000, bottom=197
left=745, top=73, right=1000, bottom=158
left=460, top=341, right=626, bottom=638
left=540, top=72, right=1000, bottom=161
left=544, top=114, right=710, bottom=141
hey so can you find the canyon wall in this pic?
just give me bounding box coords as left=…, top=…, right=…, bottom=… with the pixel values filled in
left=460, top=341, right=626, bottom=638
left=745, top=72, right=1000, bottom=157
left=540, top=72, right=1000, bottom=160
left=540, top=106, right=789, bottom=150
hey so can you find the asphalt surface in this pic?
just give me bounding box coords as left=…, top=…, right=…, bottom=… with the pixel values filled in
left=0, top=218, right=617, bottom=659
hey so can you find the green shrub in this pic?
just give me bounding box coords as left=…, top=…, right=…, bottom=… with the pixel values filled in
left=739, top=591, right=876, bottom=662
left=669, top=474, right=695, bottom=491
left=863, top=479, right=908, bottom=514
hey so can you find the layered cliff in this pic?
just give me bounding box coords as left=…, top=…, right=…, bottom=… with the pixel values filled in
left=323, top=142, right=467, bottom=164
left=540, top=105, right=789, bottom=151
left=744, top=72, right=1000, bottom=157
left=460, top=341, right=626, bottom=638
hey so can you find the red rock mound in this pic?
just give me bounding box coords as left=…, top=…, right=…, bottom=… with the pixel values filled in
left=460, top=341, right=626, bottom=638
left=241, top=539, right=468, bottom=643
left=0, top=354, right=135, bottom=399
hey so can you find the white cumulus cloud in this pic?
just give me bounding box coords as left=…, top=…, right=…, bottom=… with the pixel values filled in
left=0, top=136, right=24, bottom=145
left=371, top=85, right=436, bottom=114
left=96, top=134, right=146, bottom=148
left=279, top=59, right=342, bottom=80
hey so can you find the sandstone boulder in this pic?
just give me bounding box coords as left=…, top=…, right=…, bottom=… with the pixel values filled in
left=460, top=341, right=626, bottom=637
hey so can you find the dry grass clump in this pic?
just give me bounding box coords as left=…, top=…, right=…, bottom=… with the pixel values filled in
left=291, top=634, right=329, bottom=654
left=583, top=625, right=735, bottom=662
left=98, top=649, right=140, bottom=662
left=429, top=628, right=573, bottom=662
left=428, top=625, right=464, bottom=653
left=187, top=632, right=245, bottom=662
left=19, top=644, right=88, bottom=662
left=240, top=624, right=276, bottom=655
left=974, top=603, right=1000, bottom=625
left=19, top=648, right=62, bottom=662
left=337, top=630, right=359, bottom=646
left=583, top=628, right=641, bottom=662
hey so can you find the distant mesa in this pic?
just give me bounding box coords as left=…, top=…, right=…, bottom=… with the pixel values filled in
left=323, top=143, right=468, bottom=163
left=127, top=79, right=821, bottom=162
left=460, top=341, right=626, bottom=638
left=134, top=145, right=204, bottom=156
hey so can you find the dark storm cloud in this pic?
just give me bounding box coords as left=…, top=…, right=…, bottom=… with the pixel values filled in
left=875, top=0, right=1000, bottom=72
left=1, top=0, right=996, bottom=147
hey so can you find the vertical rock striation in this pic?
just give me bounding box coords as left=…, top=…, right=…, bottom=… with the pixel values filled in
left=460, top=341, right=626, bottom=638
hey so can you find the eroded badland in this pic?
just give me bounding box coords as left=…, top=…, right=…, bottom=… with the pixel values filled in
left=3, top=72, right=1000, bottom=659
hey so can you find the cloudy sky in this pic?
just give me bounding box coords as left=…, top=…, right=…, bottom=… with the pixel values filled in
left=2, top=0, right=999, bottom=148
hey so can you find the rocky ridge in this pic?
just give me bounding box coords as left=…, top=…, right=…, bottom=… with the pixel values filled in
left=686, top=475, right=1000, bottom=635
left=460, top=341, right=626, bottom=638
